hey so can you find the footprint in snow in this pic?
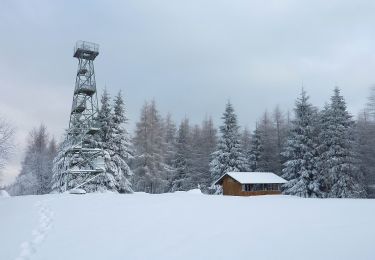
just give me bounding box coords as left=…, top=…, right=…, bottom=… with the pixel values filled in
left=15, top=200, right=54, bottom=260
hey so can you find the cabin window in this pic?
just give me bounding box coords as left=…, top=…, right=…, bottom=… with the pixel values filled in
left=242, top=184, right=252, bottom=191
left=242, top=184, right=280, bottom=191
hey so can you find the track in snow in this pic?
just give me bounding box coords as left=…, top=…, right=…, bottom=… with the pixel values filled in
left=15, top=200, right=54, bottom=260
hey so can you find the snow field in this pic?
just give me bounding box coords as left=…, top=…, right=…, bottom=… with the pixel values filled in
left=1, top=192, right=374, bottom=260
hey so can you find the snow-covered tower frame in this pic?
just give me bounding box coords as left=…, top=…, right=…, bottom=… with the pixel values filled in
left=57, top=41, right=105, bottom=192
left=70, top=41, right=100, bottom=133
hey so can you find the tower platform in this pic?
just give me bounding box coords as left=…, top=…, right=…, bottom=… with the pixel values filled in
left=74, top=41, right=99, bottom=60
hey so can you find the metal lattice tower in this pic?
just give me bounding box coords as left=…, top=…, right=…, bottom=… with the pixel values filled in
left=58, top=41, right=105, bottom=192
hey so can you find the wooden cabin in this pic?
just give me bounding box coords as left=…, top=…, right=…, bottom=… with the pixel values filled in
left=214, top=172, right=287, bottom=196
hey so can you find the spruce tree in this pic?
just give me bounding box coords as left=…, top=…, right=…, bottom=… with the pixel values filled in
left=171, top=119, right=192, bottom=191
left=316, top=104, right=332, bottom=195
left=95, top=89, right=118, bottom=191
left=97, top=89, right=113, bottom=147
left=318, top=87, right=366, bottom=198
left=282, top=90, right=322, bottom=198
left=108, top=91, right=133, bottom=193
left=210, top=102, right=246, bottom=186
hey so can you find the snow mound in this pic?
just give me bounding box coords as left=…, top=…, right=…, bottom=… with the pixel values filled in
left=187, top=189, right=203, bottom=194
left=173, top=189, right=203, bottom=195
left=0, top=190, right=10, bottom=198
left=69, top=188, right=87, bottom=195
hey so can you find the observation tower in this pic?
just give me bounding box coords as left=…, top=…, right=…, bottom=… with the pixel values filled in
left=55, top=41, right=105, bottom=192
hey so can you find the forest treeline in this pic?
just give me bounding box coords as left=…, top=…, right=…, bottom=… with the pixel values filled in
left=6, top=86, right=375, bottom=198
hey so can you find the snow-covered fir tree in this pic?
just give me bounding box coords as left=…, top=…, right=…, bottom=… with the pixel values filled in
left=92, top=90, right=133, bottom=193
left=132, top=100, right=168, bottom=193
left=210, top=102, right=246, bottom=188
left=10, top=125, right=56, bottom=195
left=316, top=104, right=333, bottom=194
left=282, top=90, right=322, bottom=198
left=107, top=91, right=133, bottom=193
left=170, top=118, right=192, bottom=191
left=93, top=89, right=118, bottom=191
left=318, top=87, right=366, bottom=198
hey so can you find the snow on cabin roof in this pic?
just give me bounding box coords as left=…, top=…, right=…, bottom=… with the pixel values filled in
left=214, top=172, right=287, bottom=185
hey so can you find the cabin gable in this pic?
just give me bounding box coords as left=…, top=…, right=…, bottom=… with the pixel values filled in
left=222, top=175, right=242, bottom=196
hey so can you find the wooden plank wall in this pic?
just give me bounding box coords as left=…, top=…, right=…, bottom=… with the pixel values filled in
left=222, top=176, right=282, bottom=196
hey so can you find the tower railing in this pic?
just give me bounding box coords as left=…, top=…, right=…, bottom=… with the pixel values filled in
left=74, top=40, right=99, bottom=54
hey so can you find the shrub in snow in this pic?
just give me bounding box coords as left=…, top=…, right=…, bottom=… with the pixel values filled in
left=69, top=188, right=87, bottom=195
left=0, top=190, right=10, bottom=198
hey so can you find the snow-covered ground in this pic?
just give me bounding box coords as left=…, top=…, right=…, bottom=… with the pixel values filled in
left=1, top=192, right=374, bottom=260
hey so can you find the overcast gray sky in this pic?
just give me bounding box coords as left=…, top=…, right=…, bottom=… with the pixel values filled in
left=1, top=0, right=375, bottom=184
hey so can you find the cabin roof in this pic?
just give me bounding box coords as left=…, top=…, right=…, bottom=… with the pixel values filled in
left=214, top=172, right=287, bottom=185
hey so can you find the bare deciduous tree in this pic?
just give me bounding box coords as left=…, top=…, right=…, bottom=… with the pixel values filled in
left=0, top=117, right=15, bottom=184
